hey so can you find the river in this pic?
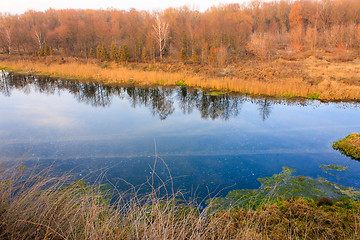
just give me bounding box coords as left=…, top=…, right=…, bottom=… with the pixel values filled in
left=1, top=71, right=360, bottom=199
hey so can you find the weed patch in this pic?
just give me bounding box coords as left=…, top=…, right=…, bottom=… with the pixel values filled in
left=333, top=133, right=360, bottom=160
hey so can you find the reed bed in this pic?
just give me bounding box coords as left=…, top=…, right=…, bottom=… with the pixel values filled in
left=0, top=160, right=359, bottom=239
left=1, top=59, right=360, bottom=100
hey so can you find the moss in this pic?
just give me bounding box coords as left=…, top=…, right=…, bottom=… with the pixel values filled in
left=205, top=90, right=227, bottom=96
left=175, top=81, right=187, bottom=86
left=283, top=93, right=295, bottom=98
left=320, top=164, right=348, bottom=171
left=207, top=167, right=360, bottom=239
left=307, top=93, right=321, bottom=99
left=209, top=167, right=360, bottom=211
left=333, top=133, right=360, bottom=160
left=155, top=80, right=165, bottom=85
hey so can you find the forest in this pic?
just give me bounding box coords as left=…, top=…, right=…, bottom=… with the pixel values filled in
left=1, top=0, right=360, bottom=64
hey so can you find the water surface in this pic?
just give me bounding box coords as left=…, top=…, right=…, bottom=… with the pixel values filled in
left=1, top=71, right=360, bottom=199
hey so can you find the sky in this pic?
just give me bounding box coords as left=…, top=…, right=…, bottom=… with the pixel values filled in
left=2, top=0, right=251, bottom=14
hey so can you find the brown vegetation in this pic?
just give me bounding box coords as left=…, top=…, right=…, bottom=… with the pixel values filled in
left=1, top=0, right=360, bottom=63
left=1, top=56, right=360, bottom=100
left=0, top=163, right=359, bottom=239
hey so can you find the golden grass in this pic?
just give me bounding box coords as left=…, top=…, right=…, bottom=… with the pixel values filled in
left=1, top=58, right=360, bottom=100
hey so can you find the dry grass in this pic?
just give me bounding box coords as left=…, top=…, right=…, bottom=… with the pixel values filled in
left=0, top=160, right=360, bottom=240
left=1, top=57, right=360, bottom=100
left=0, top=161, right=261, bottom=240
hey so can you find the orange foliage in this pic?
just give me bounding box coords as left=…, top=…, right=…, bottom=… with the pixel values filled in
left=0, top=0, right=360, bottom=62
left=289, top=1, right=303, bottom=28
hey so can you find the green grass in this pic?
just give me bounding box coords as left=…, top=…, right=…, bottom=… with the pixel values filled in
left=175, top=81, right=187, bottom=86
left=333, top=133, right=360, bottom=160
left=205, top=90, right=227, bottom=96
left=281, top=93, right=321, bottom=100
left=155, top=80, right=165, bottom=85
left=282, top=93, right=296, bottom=98
left=307, top=93, right=321, bottom=99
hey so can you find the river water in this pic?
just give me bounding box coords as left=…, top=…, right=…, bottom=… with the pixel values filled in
left=1, top=71, right=360, bottom=199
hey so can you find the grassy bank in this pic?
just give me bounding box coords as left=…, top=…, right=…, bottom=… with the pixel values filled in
left=1, top=56, right=360, bottom=101
left=333, top=133, right=360, bottom=160
left=1, top=164, right=359, bottom=239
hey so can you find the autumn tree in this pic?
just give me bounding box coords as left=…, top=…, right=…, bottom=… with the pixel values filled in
left=289, top=1, right=304, bottom=50
left=0, top=14, right=16, bottom=55
left=89, top=48, right=96, bottom=58
left=120, top=44, right=129, bottom=62
left=141, top=47, right=148, bottom=62
left=38, top=42, right=52, bottom=56
left=0, top=1, right=360, bottom=61
left=110, top=41, right=119, bottom=61
left=22, top=11, right=50, bottom=53
left=191, top=51, right=199, bottom=63
left=180, top=48, right=187, bottom=62
left=208, top=47, right=217, bottom=65
left=96, top=42, right=109, bottom=60
left=289, top=1, right=303, bottom=28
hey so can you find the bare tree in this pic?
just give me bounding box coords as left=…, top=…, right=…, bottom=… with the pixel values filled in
left=4, top=29, right=11, bottom=55
left=34, top=30, right=44, bottom=50
left=0, top=16, right=12, bottom=55
left=152, top=14, right=169, bottom=60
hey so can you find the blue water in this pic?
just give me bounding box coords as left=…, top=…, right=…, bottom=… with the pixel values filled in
left=1, top=71, right=360, bottom=198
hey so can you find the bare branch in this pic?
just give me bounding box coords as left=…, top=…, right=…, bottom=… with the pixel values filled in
left=152, top=14, right=169, bottom=60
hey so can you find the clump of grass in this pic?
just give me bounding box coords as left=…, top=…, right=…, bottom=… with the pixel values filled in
left=206, top=90, right=227, bottom=96
left=282, top=93, right=296, bottom=98
left=317, top=196, right=334, bottom=206
left=155, top=80, right=165, bottom=85
left=175, top=81, right=186, bottom=86
left=333, top=133, right=360, bottom=160
left=307, top=93, right=321, bottom=99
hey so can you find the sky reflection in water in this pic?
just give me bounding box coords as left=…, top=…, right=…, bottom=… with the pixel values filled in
left=0, top=71, right=360, bottom=198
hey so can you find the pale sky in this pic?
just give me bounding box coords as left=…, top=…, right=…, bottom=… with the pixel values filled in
left=2, top=0, right=252, bottom=14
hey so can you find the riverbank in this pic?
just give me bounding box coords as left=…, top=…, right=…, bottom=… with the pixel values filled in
left=1, top=164, right=359, bottom=239
left=333, top=133, right=360, bottom=160
left=1, top=56, right=360, bottom=101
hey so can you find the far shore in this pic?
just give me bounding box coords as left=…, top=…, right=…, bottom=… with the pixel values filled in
left=1, top=56, right=360, bottom=101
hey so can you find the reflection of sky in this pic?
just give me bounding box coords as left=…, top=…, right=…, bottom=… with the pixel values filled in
left=1, top=78, right=360, bottom=198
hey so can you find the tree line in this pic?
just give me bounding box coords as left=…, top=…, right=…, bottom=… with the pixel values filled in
left=1, top=0, right=360, bottom=63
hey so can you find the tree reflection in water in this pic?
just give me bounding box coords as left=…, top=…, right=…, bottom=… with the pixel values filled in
left=256, top=99, right=272, bottom=121
left=0, top=71, right=318, bottom=121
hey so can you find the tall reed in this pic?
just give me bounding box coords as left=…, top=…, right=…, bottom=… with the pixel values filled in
left=1, top=59, right=360, bottom=100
